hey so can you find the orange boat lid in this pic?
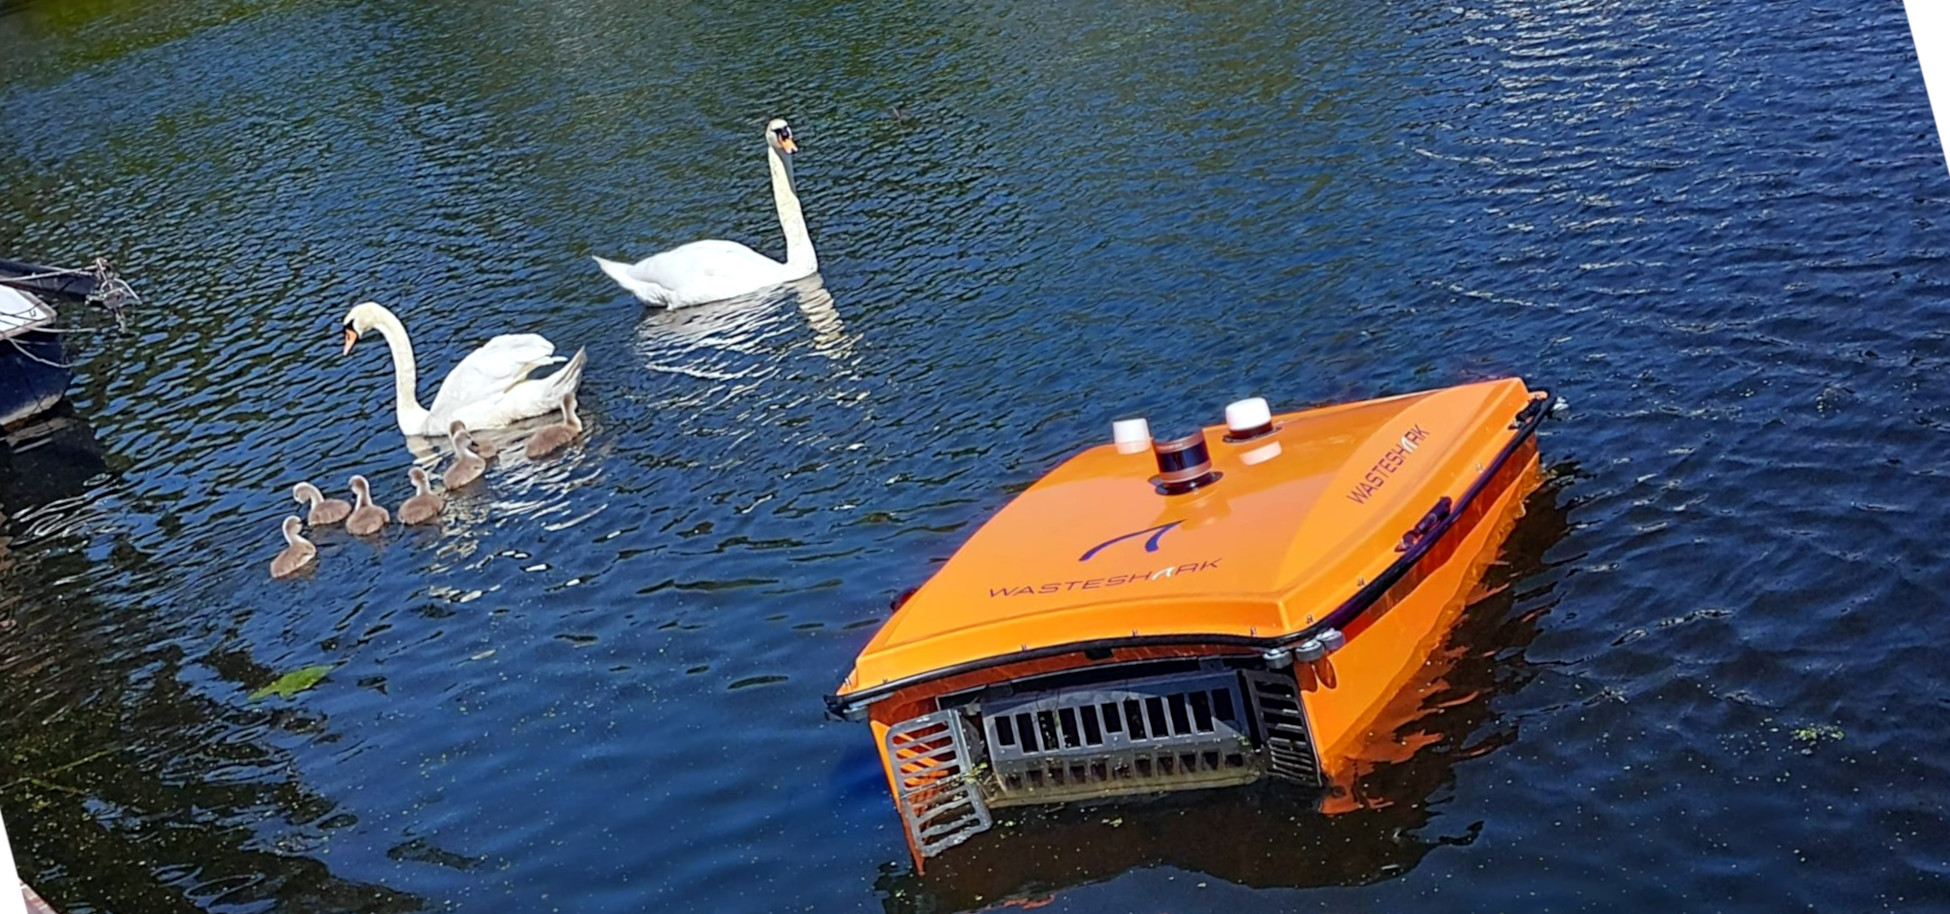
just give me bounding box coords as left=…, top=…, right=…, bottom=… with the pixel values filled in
left=835, top=377, right=1543, bottom=702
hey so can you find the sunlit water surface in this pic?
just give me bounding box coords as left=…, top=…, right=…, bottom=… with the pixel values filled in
left=2, top=0, right=1948, bottom=910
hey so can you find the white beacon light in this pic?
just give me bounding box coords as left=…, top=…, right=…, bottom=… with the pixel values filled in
left=1225, top=397, right=1274, bottom=441
left=1112, top=417, right=1152, bottom=454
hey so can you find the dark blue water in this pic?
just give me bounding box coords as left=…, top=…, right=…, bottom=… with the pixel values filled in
left=2, top=0, right=1946, bottom=910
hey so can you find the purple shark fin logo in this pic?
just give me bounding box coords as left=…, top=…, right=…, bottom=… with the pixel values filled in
left=1078, top=521, right=1181, bottom=562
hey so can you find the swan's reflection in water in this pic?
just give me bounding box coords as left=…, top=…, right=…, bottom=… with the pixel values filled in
left=871, top=472, right=1577, bottom=913
left=634, top=274, right=854, bottom=382
left=794, top=278, right=850, bottom=360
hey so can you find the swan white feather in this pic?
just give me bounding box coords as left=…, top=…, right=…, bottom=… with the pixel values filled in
left=594, top=118, right=818, bottom=308
left=341, top=301, right=587, bottom=437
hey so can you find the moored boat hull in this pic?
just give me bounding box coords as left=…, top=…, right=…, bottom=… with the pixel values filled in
left=0, top=330, right=70, bottom=428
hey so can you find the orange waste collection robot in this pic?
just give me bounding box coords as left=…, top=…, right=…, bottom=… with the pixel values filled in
left=828, top=378, right=1554, bottom=866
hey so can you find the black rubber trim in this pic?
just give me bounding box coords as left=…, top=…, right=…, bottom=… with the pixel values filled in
left=825, top=389, right=1554, bottom=720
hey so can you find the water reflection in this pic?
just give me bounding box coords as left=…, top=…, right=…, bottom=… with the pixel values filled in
left=384, top=411, right=613, bottom=579
left=873, top=470, right=1575, bottom=913
left=0, top=407, right=422, bottom=912
left=633, top=275, right=852, bottom=381
left=0, top=406, right=109, bottom=545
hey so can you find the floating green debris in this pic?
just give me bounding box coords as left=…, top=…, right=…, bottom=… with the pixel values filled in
left=249, top=664, right=336, bottom=701
left=1792, top=723, right=1845, bottom=743
left=1791, top=723, right=1845, bottom=755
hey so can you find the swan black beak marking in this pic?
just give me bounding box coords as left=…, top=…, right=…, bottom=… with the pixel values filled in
left=341, top=326, right=358, bottom=355
left=779, top=135, right=797, bottom=155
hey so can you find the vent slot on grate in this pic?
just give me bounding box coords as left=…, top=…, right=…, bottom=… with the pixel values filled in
left=885, top=710, right=993, bottom=857
left=979, top=670, right=1262, bottom=805
left=1242, top=668, right=1323, bottom=786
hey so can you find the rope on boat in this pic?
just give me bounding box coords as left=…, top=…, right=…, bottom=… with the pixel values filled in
left=0, top=268, right=77, bottom=282
left=0, top=257, right=139, bottom=330
left=5, top=333, right=76, bottom=369
left=9, top=323, right=92, bottom=335
left=0, top=258, right=138, bottom=373
left=88, top=256, right=141, bottom=329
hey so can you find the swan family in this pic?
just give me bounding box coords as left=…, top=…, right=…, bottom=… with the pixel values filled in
left=278, top=116, right=812, bottom=575
left=276, top=297, right=582, bottom=575
left=275, top=345, right=587, bottom=575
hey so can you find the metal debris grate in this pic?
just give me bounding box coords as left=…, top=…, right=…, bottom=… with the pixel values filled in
left=1243, top=669, right=1323, bottom=785
left=979, top=671, right=1262, bottom=804
left=885, top=710, right=993, bottom=857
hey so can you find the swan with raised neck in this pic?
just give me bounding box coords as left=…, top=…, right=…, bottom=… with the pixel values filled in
left=445, top=422, right=487, bottom=489
left=398, top=466, right=445, bottom=525
left=592, top=118, right=819, bottom=307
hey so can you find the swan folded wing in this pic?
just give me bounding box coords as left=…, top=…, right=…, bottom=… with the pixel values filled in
left=630, top=241, right=794, bottom=305
left=428, top=333, right=559, bottom=420
left=628, top=239, right=770, bottom=276
left=449, top=347, right=586, bottom=431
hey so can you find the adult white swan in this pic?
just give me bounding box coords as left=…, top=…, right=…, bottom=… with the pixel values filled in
left=593, top=118, right=819, bottom=308
left=340, top=301, right=588, bottom=437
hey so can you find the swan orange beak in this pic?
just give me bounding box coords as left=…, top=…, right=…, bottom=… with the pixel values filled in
left=341, top=327, right=359, bottom=355
left=779, top=136, right=797, bottom=155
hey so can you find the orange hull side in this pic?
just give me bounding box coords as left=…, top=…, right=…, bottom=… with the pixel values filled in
left=1302, top=446, right=1540, bottom=788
